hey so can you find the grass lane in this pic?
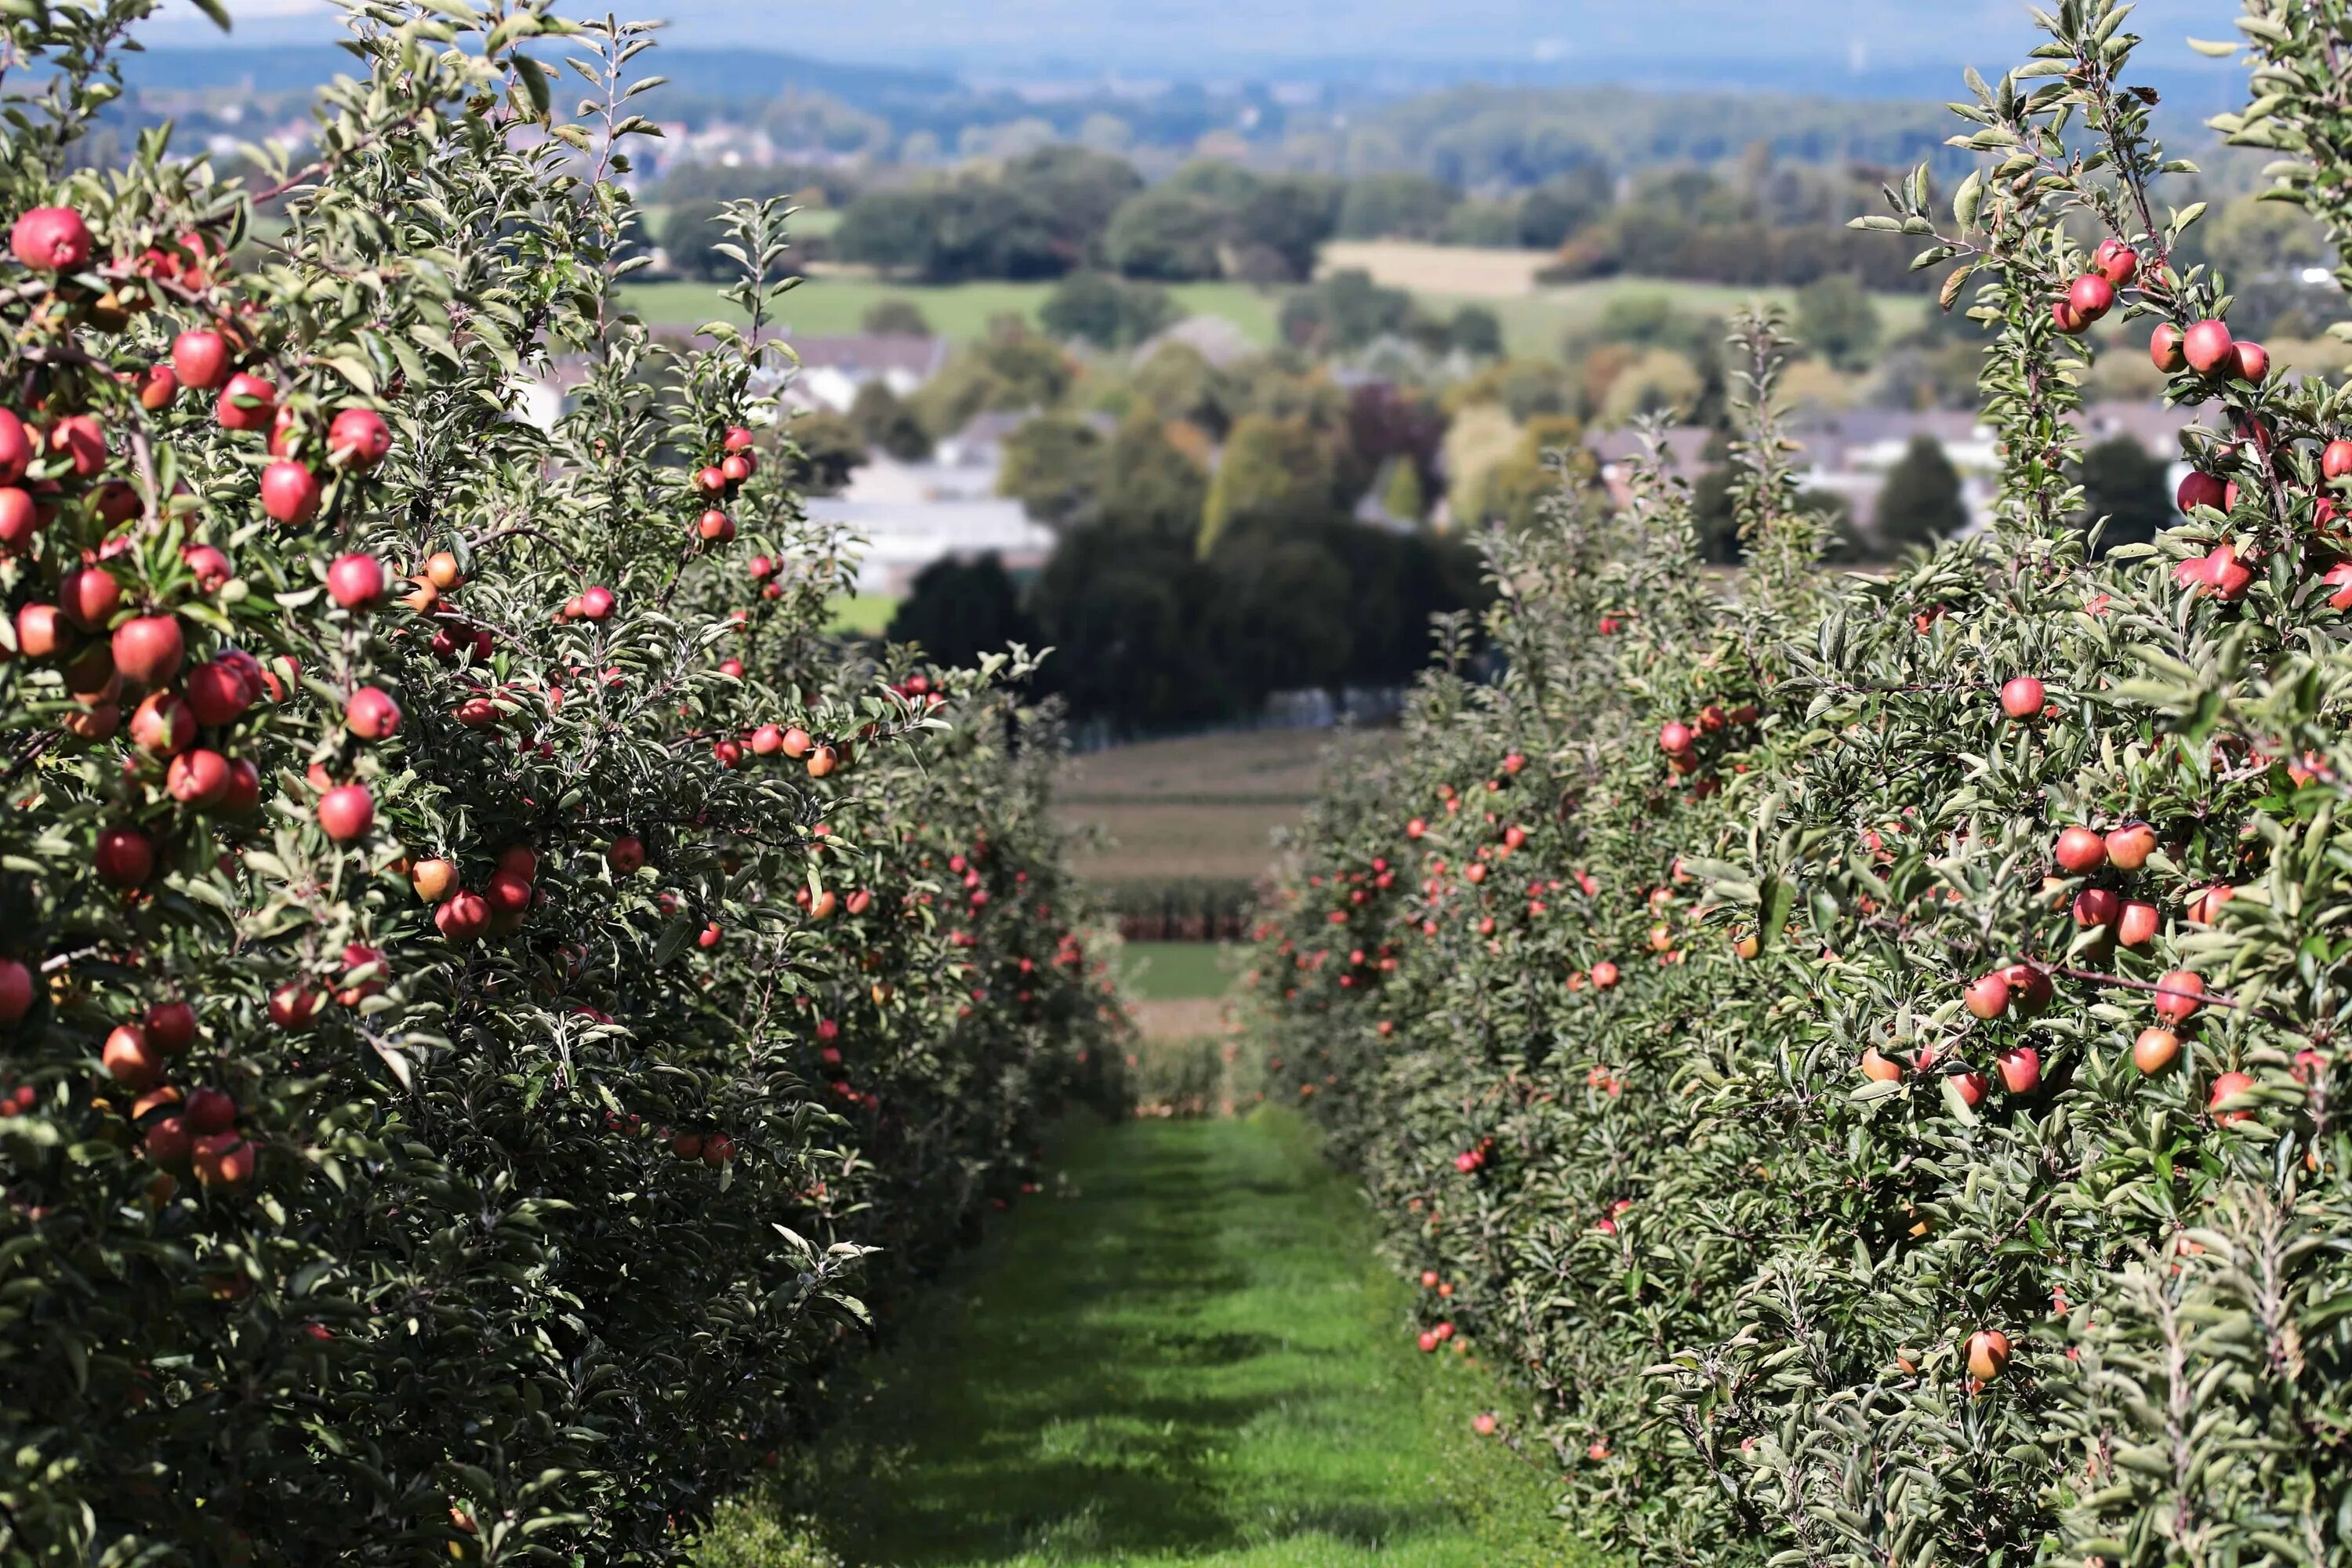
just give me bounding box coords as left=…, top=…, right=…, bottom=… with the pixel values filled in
left=702, top=1112, right=1584, bottom=1568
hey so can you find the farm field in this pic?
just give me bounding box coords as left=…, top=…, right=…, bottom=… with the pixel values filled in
left=1058, top=728, right=1362, bottom=885
left=623, top=245, right=1929, bottom=361
left=824, top=592, right=898, bottom=636
left=699, top=1112, right=1581, bottom=1568
left=622, top=275, right=1284, bottom=345
left=1119, top=940, right=1238, bottom=1002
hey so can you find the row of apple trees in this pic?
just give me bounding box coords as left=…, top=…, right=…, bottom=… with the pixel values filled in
left=1251, top=2, right=2352, bottom=1562
left=0, top=4, right=1127, bottom=1564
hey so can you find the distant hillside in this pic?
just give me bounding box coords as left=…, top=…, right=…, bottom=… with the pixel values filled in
left=120, top=45, right=956, bottom=113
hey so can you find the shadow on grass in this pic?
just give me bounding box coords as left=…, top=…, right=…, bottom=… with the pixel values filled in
left=772, top=1116, right=1490, bottom=1567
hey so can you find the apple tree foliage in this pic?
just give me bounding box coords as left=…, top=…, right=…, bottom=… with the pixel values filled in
left=0, top=3, right=1127, bottom=1563
left=1251, top=3, right=2352, bottom=1563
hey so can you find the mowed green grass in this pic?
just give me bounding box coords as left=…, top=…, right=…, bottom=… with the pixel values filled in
left=1118, top=942, right=1236, bottom=1002
left=700, top=1112, right=1583, bottom=1568
left=1440, top=275, right=1933, bottom=361
left=825, top=593, right=898, bottom=637
left=623, top=276, right=1283, bottom=346
left=622, top=263, right=1925, bottom=364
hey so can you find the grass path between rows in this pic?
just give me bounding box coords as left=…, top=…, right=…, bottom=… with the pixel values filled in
left=703, top=1111, right=1588, bottom=1568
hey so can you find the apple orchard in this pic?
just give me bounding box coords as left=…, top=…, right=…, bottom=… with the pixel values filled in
left=0, top=3, right=1126, bottom=1563
left=1255, top=2, right=2352, bottom=1563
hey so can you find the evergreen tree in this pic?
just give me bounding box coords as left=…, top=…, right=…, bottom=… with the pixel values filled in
left=2075, top=434, right=2171, bottom=555
left=1871, top=432, right=1968, bottom=554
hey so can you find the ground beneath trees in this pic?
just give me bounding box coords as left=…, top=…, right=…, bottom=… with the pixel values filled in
left=704, top=1112, right=1581, bottom=1568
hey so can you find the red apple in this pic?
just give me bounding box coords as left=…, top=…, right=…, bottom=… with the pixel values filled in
left=2002, top=963, right=2055, bottom=1017
left=1590, top=960, right=1618, bottom=989
left=11, top=206, right=92, bottom=270
left=1998, top=676, right=2045, bottom=720
left=434, top=889, right=492, bottom=942
left=102, top=1023, right=163, bottom=1089
left=165, top=748, right=231, bottom=807
left=0, top=959, right=33, bottom=1025
left=109, top=617, right=183, bottom=691
left=2053, top=826, right=2107, bottom=874
left=2052, top=299, right=2086, bottom=335
left=345, top=686, right=401, bottom=740
left=1658, top=720, right=1694, bottom=755
left=327, top=552, right=386, bottom=609
left=2206, top=543, right=2253, bottom=601
left=327, top=407, right=390, bottom=470
left=220, top=760, right=261, bottom=816
left=2067, top=273, right=2114, bottom=321
left=184, top=659, right=254, bottom=726
left=486, top=869, right=532, bottom=915
left=2154, top=969, right=2205, bottom=1022
left=2324, top=439, right=2352, bottom=481
left=186, top=1086, right=237, bottom=1136
left=579, top=585, right=615, bottom=622
left=181, top=543, right=232, bottom=592
left=145, top=1115, right=194, bottom=1167
left=2183, top=318, right=2235, bottom=376
left=2071, top=887, right=2119, bottom=927
left=2176, top=470, right=2227, bottom=514
left=1965, top=1329, right=2011, bottom=1381
left=171, top=330, right=230, bottom=391
left=15, top=603, right=67, bottom=659
left=0, top=408, right=29, bottom=484
left=2234, top=340, right=2269, bottom=383
left=2117, top=899, right=2160, bottom=947
left=260, top=460, right=321, bottom=524
left=1996, top=1047, right=2042, bottom=1094
left=2209, top=1069, right=2257, bottom=1127
left=2093, top=238, right=2138, bottom=285
left=191, top=1131, right=255, bottom=1189
left=60, top=566, right=121, bottom=632
left=608, top=836, right=646, bottom=876
left=0, top=485, right=37, bottom=550
left=215, top=372, right=278, bottom=433
left=316, top=784, right=373, bottom=841
left=129, top=691, right=194, bottom=757
left=2103, top=822, right=2157, bottom=871
left=144, top=1000, right=196, bottom=1054
left=1860, top=1047, right=1902, bottom=1083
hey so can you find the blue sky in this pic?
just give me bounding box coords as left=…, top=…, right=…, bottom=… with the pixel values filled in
left=158, top=0, right=2241, bottom=82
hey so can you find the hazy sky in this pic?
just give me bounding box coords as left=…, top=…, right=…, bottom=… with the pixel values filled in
left=157, top=0, right=2238, bottom=78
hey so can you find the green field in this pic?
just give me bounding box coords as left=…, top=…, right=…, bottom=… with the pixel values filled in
left=623, top=267, right=1922, bottom=362
left=1118, top=941, right=1237, bottom=1002
left=624, top=276, right=1283, bottom=346
left=1443, top=275, right=1933, bottom=361
left=699, top=1112, right=1582, bottom=1568
left=825, top=593, right=898, bottom=637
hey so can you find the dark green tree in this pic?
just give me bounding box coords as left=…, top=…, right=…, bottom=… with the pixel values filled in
left=861, top=297, right=934, bottom=335
left=1871, top=433, right=1967, bottom=555
left=1040, top=271, right=1180, bottom=350
left=848, top=380, right=932, bottom=462
left=1795, top=274, right=1882, bottom=369
left=1105, top=188, right=1228, bottom=281
left=885, top=554, right=1037, bottom=666
left=1278, top=268, right=1415, bottom=353
left=1336, top=172, right=1461, bottom=240
left=1519, top=165, right=1614, bottom=248
left=782, top=408, right=867, bottom=495
left=998, top=413, right=1107, bottom=528
left=1448, top=304, right=1505, bottom=358
left=2075, top=435, right=2171, bottom=556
